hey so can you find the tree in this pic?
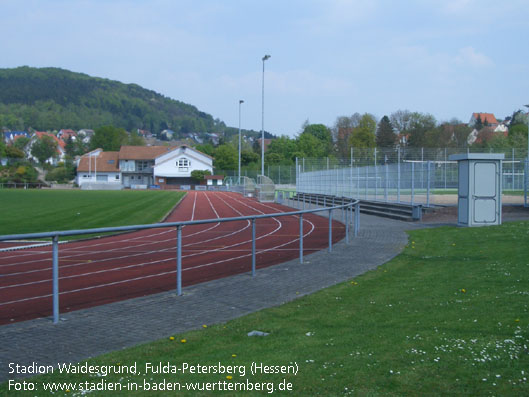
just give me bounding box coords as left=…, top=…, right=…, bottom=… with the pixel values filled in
left=264, top=136, right=298, bottom=164
left=297, top=133, right=328, bottom=158
left=241, top=150, right=259, bottom=166
left=376, top=116, right=396, bottom=147
left=13, top=136, right=30, bottom=151
left=406, top=112, right=437, bottom=147
left=390, top=110, right=412, bottom=135
left=128, top=130, right=146, bottom=146
left=190, top=169, right=212, bottom=182
left=5, top=145, right=25, bottom=159
left=474, top=114, right=484, bottom=131
left=349, top=113, right=377, bottom=148
left=0, top=139, right=6, bottom=158
left=31, top=135, right=58, bottom=164
left=300, top=123, right=333, bottom=157
left=195, top=143, right=215, bottom=157
left=213, top=144, right=237, bottom=170
left=90, top=125, right=128, bottom=151
left=332, top=114, right=361, bottom=158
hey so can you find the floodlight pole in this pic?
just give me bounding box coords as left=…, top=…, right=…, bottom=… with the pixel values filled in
left=261, top=54, right=271, bottom=177
left=238, top=100, right=244, bottom=184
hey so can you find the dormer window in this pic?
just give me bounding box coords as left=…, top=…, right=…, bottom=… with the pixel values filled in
left=178, top=158, right=190, bottom=172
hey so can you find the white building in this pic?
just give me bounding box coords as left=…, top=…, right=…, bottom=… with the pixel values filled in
left=76, top=145, right=213, bottom=189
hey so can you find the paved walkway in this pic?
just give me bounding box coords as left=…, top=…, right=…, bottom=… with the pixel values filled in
left=0, top=207, right=477, bottom=383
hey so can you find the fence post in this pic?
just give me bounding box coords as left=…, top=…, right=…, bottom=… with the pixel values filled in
left=397, top=146, right=401, bottom=203
left=345, top=204, right=349, bottom=244
left=252, top=218, right=256, bottom=276
left=365, top=166, right=368, bottom=199
left=444, top=147, right=447, bottom=190
left=354, top=202, right=360, bottom=237
left=523, top=158, right=529, bottom=207
left=52, top=235, right=59, bottom=324
left=328, top=209, right=333, bottom=252
left=385, top=163, right=388, bottom=202
left=299, top=214, right=304, bottom=264
left=427, top=161, right=431, bottom=207
left=357, top=166, right=360, bottom=199
left=411, top=162, right=415, bottom=205
left=375, top=164, right=378, bottom=200
left=177, top=225, right=182, bottom=295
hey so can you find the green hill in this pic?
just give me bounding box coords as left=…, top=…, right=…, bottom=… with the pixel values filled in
left=0, top=66, right=220, bottom=135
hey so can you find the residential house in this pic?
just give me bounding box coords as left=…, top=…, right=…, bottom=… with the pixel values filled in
left=76, top=145, right=213, bottom=189
left=76, top=149, right=121, bottom=188
left=467, top=126, right=506, bottom=145
left=28, top=131, right=66, bottom=165
left=3, top=131, right=30, bottom=144
left=77, top=129, right=94, bottom=144
left=468, top=112, right=499, bottom=128
left=57, top=129, right=77, bottom=141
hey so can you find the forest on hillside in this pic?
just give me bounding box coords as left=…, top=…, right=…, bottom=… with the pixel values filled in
left=0, top=66, right=222, bottom=135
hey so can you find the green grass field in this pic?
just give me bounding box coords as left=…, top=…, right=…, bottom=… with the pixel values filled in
left=0, top=189, right=185, bottom=237
left=2, top=219, right=527, bottom=395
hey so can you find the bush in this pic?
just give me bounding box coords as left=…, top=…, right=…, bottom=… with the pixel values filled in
left=45, top=166, right=73, bottom=183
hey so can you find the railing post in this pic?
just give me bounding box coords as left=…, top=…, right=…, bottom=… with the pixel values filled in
left=252, top=218, right=256, bottom=276
left=328, top=209, right=333, bottom=252
left=341, top=197, right=345, bottom=222
left=299, top=214, right=304, bottom=264
left=177, top=225, right=182, bottom=295
left=52, top=235, right=59, bottom=324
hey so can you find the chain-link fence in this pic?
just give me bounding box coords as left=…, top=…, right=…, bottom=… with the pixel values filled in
left=218, top=148, right=528, bottom=207
left=296, top=147, right=529, bottom=207
left=215, top=166, right=296, bottom=186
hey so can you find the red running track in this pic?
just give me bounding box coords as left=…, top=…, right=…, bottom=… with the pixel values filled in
left=0, top=191, right=345, bottom=325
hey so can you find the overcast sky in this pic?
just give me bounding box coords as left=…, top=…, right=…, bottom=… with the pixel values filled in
left=2, top=0, right=528, bottom=136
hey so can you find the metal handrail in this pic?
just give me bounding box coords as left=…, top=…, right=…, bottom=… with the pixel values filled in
left=0, top=196, right=360, bottom=324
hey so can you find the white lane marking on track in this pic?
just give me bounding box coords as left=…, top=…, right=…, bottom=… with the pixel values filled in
left=0, top=191, right=226, bottom=272
left=0, top=192, right=324, bottom=305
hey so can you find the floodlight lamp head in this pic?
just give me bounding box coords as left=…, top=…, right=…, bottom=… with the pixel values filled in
left=239, top=99, right=244, bottom=104
left=262, top=54, right=271, bottom=61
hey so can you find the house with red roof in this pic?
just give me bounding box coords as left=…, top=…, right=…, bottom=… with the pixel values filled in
left=76, top=145, right=213, bottom=189
left=27, top=131, right=66, bottom=165
left=468, top=113, right=499, bottom=129
left=57, top=129, right=77, bottom=141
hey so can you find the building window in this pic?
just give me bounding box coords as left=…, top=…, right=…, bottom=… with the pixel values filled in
left=115, top=175, right=120, bottom=180
left=137, top=160, right=151, bottom=171
left=178, top=158, right=190, bottom=172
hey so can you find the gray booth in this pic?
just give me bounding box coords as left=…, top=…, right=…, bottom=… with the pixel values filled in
left=449, top=153, right=504, bottom=227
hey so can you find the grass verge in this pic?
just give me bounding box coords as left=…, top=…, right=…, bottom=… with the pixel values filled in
left=0, top=190, right=185, bottom=238
left=1, top=221, right=528, bottom=395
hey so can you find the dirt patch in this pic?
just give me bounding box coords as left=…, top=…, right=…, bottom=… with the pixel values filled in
left=420, top=205, right=529, bottom=225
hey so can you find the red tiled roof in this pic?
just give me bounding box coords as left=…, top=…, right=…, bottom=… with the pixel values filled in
left=472, top=113, right=498, bottom=125
left=77, top=151, right=120, bottom=172
left=118, top=145, right=178, bottom=160
left=35, top=131, right=66, bottom=150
